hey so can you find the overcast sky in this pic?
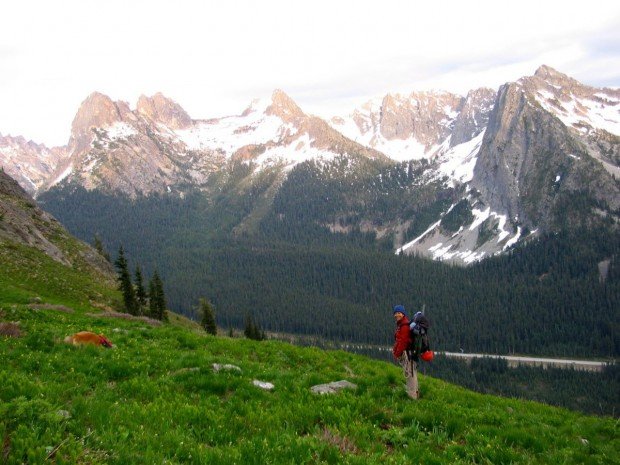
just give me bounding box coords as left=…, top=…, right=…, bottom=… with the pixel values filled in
left=1, top=0, right=619, bottom=146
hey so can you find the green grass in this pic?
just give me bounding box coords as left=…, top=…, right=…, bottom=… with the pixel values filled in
left=1, top=304, right=619, bottom=464
left=0, top=240, right=118, bottom=311
left=1, top=239, right=619, bottom=464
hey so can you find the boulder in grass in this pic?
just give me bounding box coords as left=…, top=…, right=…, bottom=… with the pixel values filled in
left=252, top=380, right=275, bottom=391
left=212, top=363, right=242, bottom=373
left=311, top=380, right=357, bottom=395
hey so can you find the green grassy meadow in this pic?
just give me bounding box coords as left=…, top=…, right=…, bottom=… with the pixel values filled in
left=1, top=243, right=619, bottom=464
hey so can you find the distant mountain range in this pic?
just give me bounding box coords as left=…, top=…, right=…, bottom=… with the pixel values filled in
left=1, top=65, right=619, bottom=265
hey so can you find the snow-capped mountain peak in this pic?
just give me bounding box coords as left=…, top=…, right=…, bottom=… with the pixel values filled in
left=330, top=88, right=496, bottom=162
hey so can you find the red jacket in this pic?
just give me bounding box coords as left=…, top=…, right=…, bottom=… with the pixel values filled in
left=393, top=316, right=411, bottom=359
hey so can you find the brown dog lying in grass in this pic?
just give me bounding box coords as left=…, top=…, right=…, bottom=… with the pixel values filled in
left=64, top=331, right=113, bottom=348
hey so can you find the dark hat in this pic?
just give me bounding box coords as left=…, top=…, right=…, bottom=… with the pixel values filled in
left=393, top=305, right=407, bottom=317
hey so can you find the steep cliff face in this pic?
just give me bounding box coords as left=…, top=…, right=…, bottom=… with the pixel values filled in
left=471, top=67, right=620, bottom=232
left=450, top=88, right=496, bottom=147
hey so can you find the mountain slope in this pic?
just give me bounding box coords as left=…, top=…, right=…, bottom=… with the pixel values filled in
left=1, top=286, right=618, bottom=464
left=30, top=89, right=386, bottom=199
left=0, top=168, right=117, bottom=308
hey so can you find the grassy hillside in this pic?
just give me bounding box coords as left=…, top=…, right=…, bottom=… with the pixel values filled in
left=1, top=245, right=618, bottom=464
left=0, top=240, right=118, bottom=313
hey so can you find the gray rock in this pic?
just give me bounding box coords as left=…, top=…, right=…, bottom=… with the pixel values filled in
left=311, top=380, right=357, bottom=395
left=56, top=409, right=71, bottom=419
left=212, top=363, right=242, bottom=373
left=252, top=380, right=275, bottom=391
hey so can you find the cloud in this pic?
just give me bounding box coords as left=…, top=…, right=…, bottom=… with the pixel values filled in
left=1, top=0, right=619, bottom=146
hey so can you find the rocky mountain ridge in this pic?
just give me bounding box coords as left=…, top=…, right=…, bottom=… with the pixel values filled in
left=0, top=134, right=65, bottom=196
left=2, top=65, right=618, bottom=265
left=397, top=66, right=619, bottom=262
left=8, top=89, right=386, bottom=198
left=330, top=87, right=496, bottom=161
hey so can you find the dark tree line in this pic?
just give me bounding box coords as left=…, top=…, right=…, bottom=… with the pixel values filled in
left=113, top=245, right=167, bottom=321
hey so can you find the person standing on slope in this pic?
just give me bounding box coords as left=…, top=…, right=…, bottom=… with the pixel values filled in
left=392, top=305, right=419, bottom=399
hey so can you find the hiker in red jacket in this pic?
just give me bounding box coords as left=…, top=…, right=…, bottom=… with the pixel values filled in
left=392, top=305, right=419, bottom=399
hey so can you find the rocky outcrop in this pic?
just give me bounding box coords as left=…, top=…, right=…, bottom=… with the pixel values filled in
left=450, top=88, right=496, bottom=147
left=380, top=91, right=462, bottom=146
left=137, top=93, right=192, bottom=130
left=265, top=89, right=306, bottom=122
left=0, top=166, right=69, bottom=266
left=311, top=380, right=357, bottom=395
left=68, top=92, right=134, bottom=154
left=40, top=92, right=219, bottom=197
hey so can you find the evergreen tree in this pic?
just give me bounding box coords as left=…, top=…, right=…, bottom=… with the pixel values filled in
left=244, top=314, right=264, bottom=341
left=114, top=246, right=138, bottom=315
left=94, top=234, right=111, bottom=262
left=148, top=271, right=167, bottom=321
left=134, top=265, right=147, bottom=314
left=198, top=298, right=217, bottom=335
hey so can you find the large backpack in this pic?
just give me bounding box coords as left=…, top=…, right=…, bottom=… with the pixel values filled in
left=408, top=311, right=431, bottom=360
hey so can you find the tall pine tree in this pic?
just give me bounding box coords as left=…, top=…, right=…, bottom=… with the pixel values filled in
left=134, top=265, right=147, bottom=314
left=114, top=246, right=138, bottom=315
left=148, top=271, right=167, bottom=321
left=244, top=314, right=265, bottom=341
left=198, top=298, right=217, bottom=335
left=93, top=234, right=111, bottom=262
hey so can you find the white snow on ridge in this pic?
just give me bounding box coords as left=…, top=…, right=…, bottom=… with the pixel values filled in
left=396, top=220, right=441, bottom=254
left=534, top=90, right=620, bottom=136
left=370, top=134, right=429, bottom=162
left=175, top=109, right=295, bottom=155
left=396, top=203, right=522, bottom=265
left=106, top=122, right=137, bottom=140
left=331, top=116, right=429, bottom=162
left=437, top=131, right=484, bottom=184
left=253, top=133, right=337, bottom=169
left=52, top=164, right=73, bottom=186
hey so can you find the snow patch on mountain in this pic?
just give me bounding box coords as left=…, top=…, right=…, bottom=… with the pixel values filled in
left=534, top=90, right=620, bottom=135
left=106, top=122, right=137, bottom=140
left=436, top=131, right=485, bottom=184
left=53, top=164, right=73, bottom=185
left=396, top=203, right=522, bottom=264
left=175, top=112, right=295, bottom=155
left=253, top=134, right=337, bottom=169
